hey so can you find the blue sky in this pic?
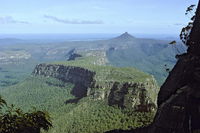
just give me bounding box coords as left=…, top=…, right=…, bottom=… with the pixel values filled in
left=0, top=0, right=198, bottom=34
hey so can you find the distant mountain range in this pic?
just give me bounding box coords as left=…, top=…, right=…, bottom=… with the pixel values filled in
left=0, top=32, right=187, bottom=132
left=0, top=32, right=186, bottom=87
left=105, top=32, right=186, bottom=85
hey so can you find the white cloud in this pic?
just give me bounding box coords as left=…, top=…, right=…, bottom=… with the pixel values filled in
left=0, top=16, right=29, bottom=24
left=44, top=15, right=104, bottom=24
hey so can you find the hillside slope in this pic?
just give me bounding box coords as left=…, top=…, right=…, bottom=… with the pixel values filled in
left=0, top=33, right=186, bottom=88
left=0, top=55, right=159, bottom=133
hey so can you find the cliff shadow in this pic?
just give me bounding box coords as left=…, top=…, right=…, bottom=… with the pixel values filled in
left=65, top=97, right=81, bottom=104
left=65, top=84, right=88, bottom=104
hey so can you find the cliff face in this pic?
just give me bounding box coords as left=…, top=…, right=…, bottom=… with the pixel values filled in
left=106, top=2, right=200, bottom=132
left=105, top=55, right=200, bottom=133
left=33, top=63, right=158, bottom=111
left=33, top=64, right=95, bottom=97
left=107, top=82, right=156, bottom=111
left=150, top=53, right=200, bottom=133
left=106, top=53, right=200, bottom=133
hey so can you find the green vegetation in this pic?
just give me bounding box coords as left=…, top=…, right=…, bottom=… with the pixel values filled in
left=53, top=56, right=152, bottom=85
left=0, top=76, right=155, bottom=133
left=1, top=76, right=75, bottom=112
left=0, top=34, right=184, bottom=86
left=0, top=60, right=38, bottom=88
left=0, top=96, right=52, bottom=133
left=51, top=99, right=154, bottom=133
left=106, top=45, right=177, bottom=85
left=0, top=37, right=160, bottom=133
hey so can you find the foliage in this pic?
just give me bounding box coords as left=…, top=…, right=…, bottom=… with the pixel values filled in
left=106, top=44, right=178, bottom=85
left=50, top=99, right=155, bottom=133
left=53, top=56, right=152, bottom=85
left=0, top=76, right=155, bottom=133
left=180, top=5, right=196, bottom=45
left=0, top=96, right=52, bottom=133
left=0, top=60, right=38, bottom=88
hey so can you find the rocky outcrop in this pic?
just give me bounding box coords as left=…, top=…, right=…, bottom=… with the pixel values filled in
left=33, top=63, right=158, bottom=111
left=33, top=64, right=95, bottom=98
left=106, top=53, right=200, bottom=133
left=106, top=51, right=200, bottom=133
left=106, top=1, right=200, bottom=132
left=150, top=53, right=200, bottom=133
left=107, top=82, right=156, bottom=111
left=67, top=53, right=82, bottom=61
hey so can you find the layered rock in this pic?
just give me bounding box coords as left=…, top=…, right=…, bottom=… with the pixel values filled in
left=33, top=63, right=158, bottom=111
left=33, top=64, right=95, bottom=98
left=107, top=82, right=156, bottom=111
left=106, top=1, right=200, bottom=132
left=106, top=52, right=200, bottom=133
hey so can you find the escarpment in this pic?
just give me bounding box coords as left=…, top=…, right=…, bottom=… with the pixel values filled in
left=106, top=2, right=200, bottom=132
left=33, top=64, right=95, bottom=98
left=32, top=63, right=159, bottom=111
left=107, top=82, right=156, bottom=111
left=105, top=50, right=200, bottom=133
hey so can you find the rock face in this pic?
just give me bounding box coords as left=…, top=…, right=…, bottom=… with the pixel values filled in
left=106, top=53, right=200, bottom=133
left=105, top=2, right=200, bottom=130
left=106, top=29, right=200, bottom=133
left=150, top=53, right=200, bottom=133
left=33, top=64, right=95, bottom=98
left=67, top=53, right=82, bottom=61
left=33, top=63, right=158, bottom=111
left=108, top=82, right=156, bottom=111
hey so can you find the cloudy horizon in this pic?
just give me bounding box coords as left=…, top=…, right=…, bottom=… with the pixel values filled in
left=0, top=0, right=198, bottom=35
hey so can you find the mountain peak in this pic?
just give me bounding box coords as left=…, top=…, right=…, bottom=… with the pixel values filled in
left=114, top=32, right=135, bottom=41
left=123, top=32, right=129, bottom=35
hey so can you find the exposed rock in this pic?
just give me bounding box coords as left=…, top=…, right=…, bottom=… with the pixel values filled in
left=33, top=63, right=158, bottom=111
left=150, top=54, right=200, bottom=133
left=66, top=48, right=82, bottom=61
left=106, top=53, right=200, bottom=133
left=106, top=47, right=200, bottom=133
left=106, top=3, right=200, bottom=131
left=33, top=64, right=95, bottom=98
left=67, top=53, right=82, bottom=61
left=108, top=82, right=156, bottom=111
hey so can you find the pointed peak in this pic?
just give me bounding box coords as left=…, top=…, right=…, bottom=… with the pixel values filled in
left=120, top=32, right=133, bottom=37
left=113, top=32, right=135, bottom=41
left=123, top=32, right=129, bottom=35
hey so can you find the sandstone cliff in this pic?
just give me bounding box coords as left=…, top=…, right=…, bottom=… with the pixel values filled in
left=32, top=63, right=159, bottom=112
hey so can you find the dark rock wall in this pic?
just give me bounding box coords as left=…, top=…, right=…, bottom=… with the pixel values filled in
left=33, top=64, right=95, bottom=98
left=33, top=63, right=158, bottom=112
left=106, top=53, right=200, bottom=133
left=151, top=54, right=200, bottom=133
left=108, top=82, right=155, bottom=111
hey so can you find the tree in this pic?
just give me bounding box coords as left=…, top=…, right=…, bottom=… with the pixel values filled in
left=0, top=96, right=52, bottom=133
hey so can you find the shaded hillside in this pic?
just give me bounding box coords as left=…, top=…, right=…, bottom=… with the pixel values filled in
left=106, top=33, right=186, bottom=85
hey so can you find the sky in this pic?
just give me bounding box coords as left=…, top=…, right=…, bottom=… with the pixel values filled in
left=0, top=0, right=198, bottom=35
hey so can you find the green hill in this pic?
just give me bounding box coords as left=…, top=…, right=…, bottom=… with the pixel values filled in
left=0, top=55, right=158, bottom=133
